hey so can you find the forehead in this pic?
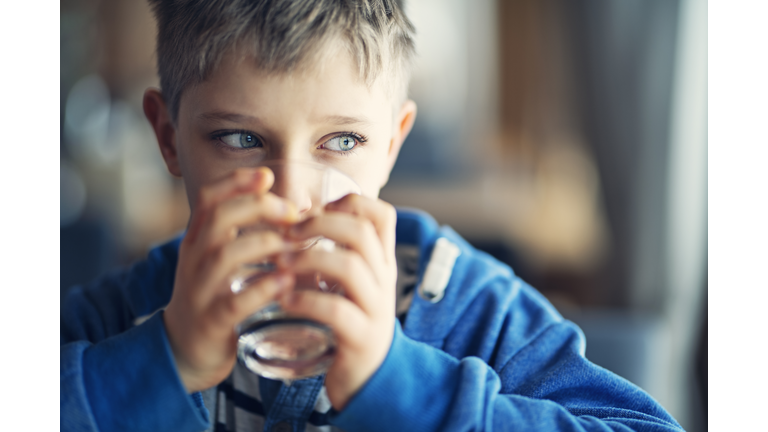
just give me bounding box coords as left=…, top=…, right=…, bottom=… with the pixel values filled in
left=180, top=48, right=392, bottom=125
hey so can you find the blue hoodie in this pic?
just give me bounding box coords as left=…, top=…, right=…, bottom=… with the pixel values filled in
left=61, top=208, right=683, bottom=431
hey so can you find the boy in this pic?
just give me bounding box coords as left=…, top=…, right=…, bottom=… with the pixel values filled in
left=60, top=1, right=683, bottom=431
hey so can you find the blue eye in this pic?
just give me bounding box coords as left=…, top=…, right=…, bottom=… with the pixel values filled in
left=324, top=135, right=358, bottom=152
left=219, top=132, right=261, bottom=149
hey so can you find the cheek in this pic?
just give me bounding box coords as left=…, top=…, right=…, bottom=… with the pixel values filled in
left=358, top=178, right=384, bottom=198
left=365, top=166, right=389, bottom=197
left=346, top=152, right=391, bottom=198
left=175, top=133, right=222, bottom=211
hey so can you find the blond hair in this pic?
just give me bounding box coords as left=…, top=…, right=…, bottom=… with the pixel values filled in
left=148, top=0, right=416, bottom=123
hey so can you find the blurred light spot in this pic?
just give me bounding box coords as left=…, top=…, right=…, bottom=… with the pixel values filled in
left=60, top=161, right=87, bottom=226
left=64, top=74, right=122, bottom=164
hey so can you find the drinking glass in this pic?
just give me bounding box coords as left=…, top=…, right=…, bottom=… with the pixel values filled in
left=231, top=160, right=361, bottom=381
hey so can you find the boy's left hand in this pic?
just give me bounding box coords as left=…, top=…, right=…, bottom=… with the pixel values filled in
left=278, top=194, right=398, bottom=410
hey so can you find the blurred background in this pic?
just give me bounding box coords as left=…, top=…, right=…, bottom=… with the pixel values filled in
left=60, top=0, right=707, bottom=430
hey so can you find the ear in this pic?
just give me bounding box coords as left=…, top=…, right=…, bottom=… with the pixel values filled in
left=381, top=99, right=417, bottom=186
left=143, top=88, right=182, bottom=177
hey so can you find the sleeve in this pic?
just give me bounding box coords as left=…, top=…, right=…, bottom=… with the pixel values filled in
left=60, top=240, right=210, bottom=432
left=61, top=313, right=210, bottom=432
left=329, top=318, right=683, bottom=432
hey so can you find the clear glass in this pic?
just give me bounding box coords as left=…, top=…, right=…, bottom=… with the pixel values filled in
left=231, top=160, right=361, bottom=381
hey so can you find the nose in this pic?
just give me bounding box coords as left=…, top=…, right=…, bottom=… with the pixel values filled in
left=269, top=162, right=315, bottom=218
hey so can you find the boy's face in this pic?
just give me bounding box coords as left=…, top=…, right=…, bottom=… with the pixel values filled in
left=148, top=49, right=416, bottom=213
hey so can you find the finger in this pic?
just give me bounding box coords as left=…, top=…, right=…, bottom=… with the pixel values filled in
left=208, top=272, right=293, bottom=329
left=195, top=192, right=298, bottom=254
left=278, top=289, right=369, bottom=345
left=199, top=167, right=274, bottom=211
left=280, top=248, right=382, bottom=316
left=325, top=195, right=397, bottom=264
left=196, top=230, right=292, bottom=305
left=185, top=167, right=274, bottom=244
left=288, top=212, right=385, bottom=280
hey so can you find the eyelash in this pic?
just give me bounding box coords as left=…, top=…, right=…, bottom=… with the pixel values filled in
left=209, top=130, right=369, bottom=154
left=320, top=131, right=369, bottom=156
left=210, top=129, right=263, bottom=152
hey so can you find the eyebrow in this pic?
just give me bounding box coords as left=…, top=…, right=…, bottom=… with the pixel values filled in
left=318, top=114, right=372, bottom=126
left=197, top=111, right=372, bottom=127
left=197, top=111, right=260, bottom=124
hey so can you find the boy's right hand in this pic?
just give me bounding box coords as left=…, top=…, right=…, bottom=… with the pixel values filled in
left=163, top=167, right=299, bottom=393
